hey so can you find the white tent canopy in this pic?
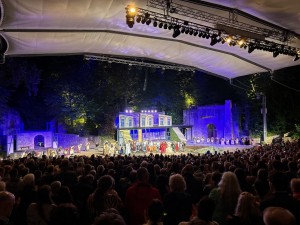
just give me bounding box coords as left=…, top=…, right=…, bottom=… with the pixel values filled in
left=0, top=0, right=299, bottom=79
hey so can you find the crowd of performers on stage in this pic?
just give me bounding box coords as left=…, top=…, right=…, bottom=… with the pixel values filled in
left=103, top=140, right=186, bottom=155
left=192, top=136, right=252, bottom=145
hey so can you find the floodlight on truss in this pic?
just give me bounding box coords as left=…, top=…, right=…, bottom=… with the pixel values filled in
left=125, top=5, right=300, bottom=60
left=84, top=54, right=197, bottom=72
left=147, top=0, right=298, bottom=42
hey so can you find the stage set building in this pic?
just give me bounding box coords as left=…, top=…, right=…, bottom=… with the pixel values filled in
left=116, top=100, right=246, bottom=144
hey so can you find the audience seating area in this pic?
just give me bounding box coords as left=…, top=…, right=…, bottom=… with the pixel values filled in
left=0, top=139, right=300, bottom=225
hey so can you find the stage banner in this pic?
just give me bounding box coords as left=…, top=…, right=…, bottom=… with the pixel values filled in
left=138, top=129, right=142, bottom=142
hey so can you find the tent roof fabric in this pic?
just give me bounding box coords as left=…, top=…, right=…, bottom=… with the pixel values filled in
left=0, top=0, right=299, bottom=79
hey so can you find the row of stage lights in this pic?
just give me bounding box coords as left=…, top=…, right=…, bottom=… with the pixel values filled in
left=125, top=110, right=158, bottom=113
left=126, top=5, right=300, bottom=61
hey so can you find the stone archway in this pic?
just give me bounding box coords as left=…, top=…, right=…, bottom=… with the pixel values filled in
left=207, top=124, right=217, bottom=138
left=34, top=135, right=45, bottom=148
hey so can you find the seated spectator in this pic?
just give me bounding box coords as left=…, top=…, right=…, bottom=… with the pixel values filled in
left=260, top=171, right=300, bottom=224
left=49, top=203, right=80, bottom=225
left=125, top=167, right=161, bottom=225
left=144, top=199, right=164, bottom=225
left=0, top=191, right=15, bottom=225
left=290, top=178, right=300, bottom=201
left=179, top=196, right=217, bottom=225
left=92, top=208, right=126, bottom=225
left=87, top=175, right=123, bottom=222
left=209, top=172, right=241, bottom=225
left=263, top=207, right=296, bottom=225
left=228, top=192, right=263, bottom=225
left=164, top=173, right=193, bottom=225
left=26, top=185, right=56, bottom=225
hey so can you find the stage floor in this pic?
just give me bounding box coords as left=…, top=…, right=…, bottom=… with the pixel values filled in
left=7, top=143, right=253, bottom=159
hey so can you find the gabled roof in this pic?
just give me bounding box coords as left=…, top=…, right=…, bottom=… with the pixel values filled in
left=0, top=0, right=299, bottom=79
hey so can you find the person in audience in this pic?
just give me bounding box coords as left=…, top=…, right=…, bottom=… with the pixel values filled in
left=14, top=173, right=37, bottom=225
left=87, top=175, right=123, bottom=222
left=92, top=208, right=126, bottom=225
left=164, top=173, right=193, bottom=225
left=260, top=171, right=300, bottom=224
left=0, top=191, right=15, bottom=225
left=228, top=192, right=263, bottom=225
left=125, top=167, right=161, bottom=225
left=209, top=172, right=241, bottom=225
left=144, top=199, right=164, bottom=225
left=26, top=185, right=56, bottom=225
left=179, top=196, right=217, bottom=225
left=290, top=178, right=300, bottom=201
left=49, top=203, right=80, bottom=225
left=263, top=207, right=296, bottom=225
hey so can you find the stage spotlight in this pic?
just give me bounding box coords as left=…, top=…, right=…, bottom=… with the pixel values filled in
left=172, top=28, right=181, bottom=38
left=185, top=29, right=189, bottom=34
left=193, top=30, right=198, bottom=36
left=141, top=17, right=147, bottom=24
left=226, top=36, right=232, bottom=44
left=168, top=24, right=173, bottom=30
left=198, top=32, right=203, bottom=37
left=273, top=51, right=279, bottom=58
left=210, top=37, right=218, bottom=46
left=136, top=15, right=141, bottom=23
left=293, top=54, right=299, bottom=61
left=153, top=20, right=158, bottom=27
left=164, top=23, right=168, bottom=29
left=189, top=29, right=193, bottom=35
left=238, top=39, right=245, bottom=46
left=159, top=22, right=163, bottom=28
left=181, top=27, right=185, bottom=33
left=126, top=5, right=137, bottom=28
left=248, top=44, right=255, bottom=53
left=146, top=19, right=151, bottom=25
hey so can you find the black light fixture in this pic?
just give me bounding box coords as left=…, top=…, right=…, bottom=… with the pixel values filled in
left=273, top=51, right=279, bottom=58
left=172, top=27, right=181, bottom=38
left=136, top=15, right=141, bottom=23
left=294, top=54, right=299, bottom=61
left=146, top=19, right=151, bottom=25
left=248, top=44, right=255, bottom=53
left=210, top=37, right=218, bottom=46
left=153, top=20, right=158, bottom=27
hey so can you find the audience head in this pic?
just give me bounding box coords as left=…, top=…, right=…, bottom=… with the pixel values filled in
left=0, top=191, right=15, bottom=218
left=97, top=175, right=115, bottom=192
left=0, top=181, right=6, bottom=191
left=49, top=203, right=80, bottom=225
left=23, top=173, right=35, bottom=186
left=92, top=208, right=126, bottom=225
left=235, top=192, right=260, bottom=222
left=290, top=178, right=300, bottom=193
left=196, top=196, right=215, bottom=222
left=218, top=171, right=241, bottom=193
left=146, top=199, right=164, bottom=224
left=37, top=185, right=53, bottom=204
left=263, top=207, right=296, bottom=225
left=137, top=167, right=149, bottom=183
left=268, top=171, right=289, bottom=192
left=169, top=173, right=186, bottom=192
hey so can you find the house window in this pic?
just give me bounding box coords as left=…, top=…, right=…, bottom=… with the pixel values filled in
left=167, top=118, right=171, bottom=126
left=149, top=118, right=153, bottom=126
left=142, top=117, right=146, bottom=127
left=160, top=118, right=164, bottom=126
left=121, top=118, right=125, bottom=127
left=128, top=118, right=132, bottom=127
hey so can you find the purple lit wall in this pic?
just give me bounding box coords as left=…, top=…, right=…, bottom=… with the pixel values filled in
left=183, top=100, right=240, bottom=140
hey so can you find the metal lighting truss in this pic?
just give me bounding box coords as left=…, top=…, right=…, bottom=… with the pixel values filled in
left=84, top=54, right=197, bottom=72
left=147, top=0, right=295, bottom=42
left=128, top=6, right=300, bottom=58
